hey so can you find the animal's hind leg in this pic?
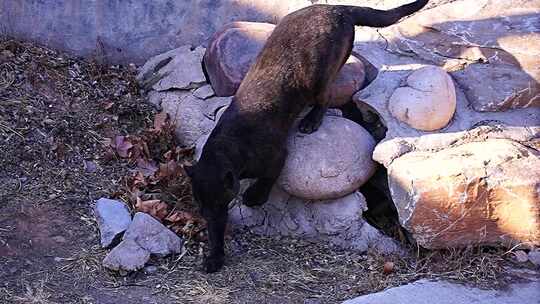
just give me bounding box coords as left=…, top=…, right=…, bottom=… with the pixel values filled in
left=299, top=90, right=331, bottom=134
left=243, top=149, right=287, bottom=207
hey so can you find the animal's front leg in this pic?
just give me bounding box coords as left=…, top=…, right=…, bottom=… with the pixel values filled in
left=204, top=207, right=228, bottom=273
left=243, top=149, right=287, bottom=207
left=299, top=105, right=327, bottom=134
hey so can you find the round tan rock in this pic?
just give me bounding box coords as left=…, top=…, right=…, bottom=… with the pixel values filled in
left=277, top=115, right=377, bottom=200
left=389, top=65, right=456, bottom=131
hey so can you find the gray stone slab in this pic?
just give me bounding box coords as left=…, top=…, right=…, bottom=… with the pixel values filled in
left=94, top=198, right=132, bottom=248
left=342, top=279, right=540, bottom=304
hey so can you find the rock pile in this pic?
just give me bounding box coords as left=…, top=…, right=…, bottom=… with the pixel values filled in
left=134, top=0, right=540, bottom=254
left=95, top=199, right=183, bottom=272
left=353, top=0, right=540, bottom=248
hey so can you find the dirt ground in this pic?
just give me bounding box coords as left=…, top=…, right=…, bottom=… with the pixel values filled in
left=0, top=17, right=536, bottom=304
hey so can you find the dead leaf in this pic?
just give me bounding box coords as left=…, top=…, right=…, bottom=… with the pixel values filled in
left=165, top=210, right=194, bottom=223
left=136, top=158, right=158, bottom=176
left=113, top=135, right=133, bottom=158
left=135, top=198, right=169, bottom=221
left=153, top=112, right=168, bottom=131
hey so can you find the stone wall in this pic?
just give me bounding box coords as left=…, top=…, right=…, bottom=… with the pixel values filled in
left=0, top=0, right=420, bottom=64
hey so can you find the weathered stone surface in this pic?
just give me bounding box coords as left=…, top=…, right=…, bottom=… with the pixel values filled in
left=123, top=212, right=183, bottom=257
left=353, top=28, right=540, bottom=147
left=152, top=91, right=231, bottom=146
left=387, top=139, right=540, bottom=249
left=383, top=0, right=540, bottom=112
left=529, top=249, right=540, bottom=267
left=204, top=21, right=275, bottom=96
left=136, top=45, right=206, bottom=92
left=342, top=277, right=540, bottom=304
left=277, top=115, right=377, bottom=200
left=102, top=239, right=150, bottom=272
left=229, top=187, right=402, bottom=254
left=194, top=107, right=343, bottom=162
left=0, top=0, right=444, bottom=65
left=328, top=56, right=366, bottom=107
left=94, top=198, right=132, bottom=248
left=389, top=65, right=456, bottom=131
left=204, top=21, right=365, bottom=105
left=193, top=84, right=215, bottom=99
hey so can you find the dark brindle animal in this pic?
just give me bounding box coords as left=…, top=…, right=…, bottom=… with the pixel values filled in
left=186, top=0, right=428, bottom=273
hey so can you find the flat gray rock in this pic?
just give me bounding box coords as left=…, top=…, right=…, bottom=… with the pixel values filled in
left=193, top=84, right=215, bottom=99
left=102, top=239, right=150, bottom=272
left=342, top=278, right=540, bottom=304
left=155, top=91, right=231, bottom=146
left=137, top=45, right=206, bottom=92
left=123, top=212, right=183, bottom=257
left=94, top=198, right=132, bottom=248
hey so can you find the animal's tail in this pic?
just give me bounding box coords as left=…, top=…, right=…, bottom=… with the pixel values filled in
left=342, top=0, right=428, bottom=27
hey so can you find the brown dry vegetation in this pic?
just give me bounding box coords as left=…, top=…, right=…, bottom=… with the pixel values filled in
left=0, top=37, right=535, bottom=304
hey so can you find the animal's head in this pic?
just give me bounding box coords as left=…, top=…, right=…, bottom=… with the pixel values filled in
left=184, top=161, right=239, bottom=220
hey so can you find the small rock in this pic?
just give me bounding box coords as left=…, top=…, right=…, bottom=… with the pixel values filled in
left=84, top=160, right=98, bottom=173
left=277, top=115, right=377, bottom=200
left=529, top=250, right=540, bottom=267
left=144, top=265, right=159, bottom=274
left=514, top=250, right=529, bottom=263
left=389, top=66, right=456, bottom=131
left=102, top=239, right=150, bottom=272
left=193, top=84, right=215, bottom=99
left=94, top=198, right=132, bottom=248
left=123, top=212, right=183, bottom=257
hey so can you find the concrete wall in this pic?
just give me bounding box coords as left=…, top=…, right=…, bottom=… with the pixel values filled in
left=0, top=0, right=414, bottom=64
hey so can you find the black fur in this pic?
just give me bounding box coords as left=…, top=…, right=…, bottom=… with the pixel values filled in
left=189, top=0, right=428, bottom=273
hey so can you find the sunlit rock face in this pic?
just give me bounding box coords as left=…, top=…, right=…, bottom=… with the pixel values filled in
left=388, top=139, right=540, bottom=249
left=384, top=0, right=540, bottom=112
left=352, top=0, right=540, bottom=249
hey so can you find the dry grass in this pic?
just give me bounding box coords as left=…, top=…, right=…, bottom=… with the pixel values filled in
left=11, top=278, right=57, bottom=304
left=0, top=35, right=530, bottom=304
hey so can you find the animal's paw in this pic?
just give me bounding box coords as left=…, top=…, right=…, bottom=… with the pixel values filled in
left=204, top=255, right=224, bottom=273
left=242, top=185, right=268, bottom=207
left=298, top=116, right=322, bottom=134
